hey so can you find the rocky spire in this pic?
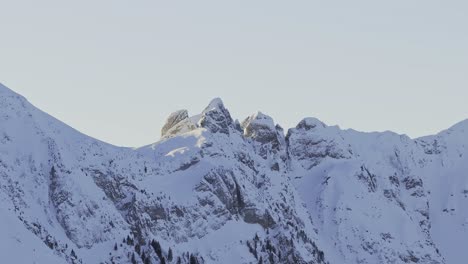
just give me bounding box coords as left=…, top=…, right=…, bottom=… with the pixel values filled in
left=161, top=109, right=196, bottom=138
left=198, top=98, right=234, bottom=134
left=242, top=112, right=280, bottom=144
left=242, top=112, right=285, bottom=158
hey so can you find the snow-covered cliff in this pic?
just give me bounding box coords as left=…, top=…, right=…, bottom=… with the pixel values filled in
left=1, top=83, right=467, bottom=264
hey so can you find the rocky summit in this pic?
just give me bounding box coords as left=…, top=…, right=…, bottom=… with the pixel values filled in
left=1, top=83, right=467, bottom=264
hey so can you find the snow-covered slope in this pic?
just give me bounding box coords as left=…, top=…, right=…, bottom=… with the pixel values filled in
left=0, top=83, right=467, bottom=264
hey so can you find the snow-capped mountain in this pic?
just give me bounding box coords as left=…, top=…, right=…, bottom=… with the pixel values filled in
left=0, top=83, right=467, bottom=264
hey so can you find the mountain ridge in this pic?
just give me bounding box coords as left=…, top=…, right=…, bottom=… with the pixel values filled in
left=1, top=83, right=467, bottom=264
left=2, top=82, right=465, bottom=147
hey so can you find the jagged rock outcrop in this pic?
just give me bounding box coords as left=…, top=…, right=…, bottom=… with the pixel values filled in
left=161, top=110, right=197, bottom=138
left=198, top=98, right=234, bottom=134
left=241, top=112, right=285, bottom=159
left=286, top=118, right=352, bottom=169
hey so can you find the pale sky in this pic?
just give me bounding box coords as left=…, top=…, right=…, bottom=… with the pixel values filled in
left=1, top=0, right=467, bottom=147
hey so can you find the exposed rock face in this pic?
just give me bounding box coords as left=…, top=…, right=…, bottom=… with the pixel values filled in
left=1, top=84, right=467, bottom=264
left=287, top=118, right=351, bottom=169
left=241, top=112, right=288, bottom=174
left=161, top=110, right=196, bottom=138
left=296, top=117, right=326, bottom=131
left=198, top=98, right=233, bottom=134
left=242, top=112, right=284, bottom=154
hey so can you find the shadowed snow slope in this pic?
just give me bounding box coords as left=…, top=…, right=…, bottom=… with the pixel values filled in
left=0, top=83, right=467, bottom=264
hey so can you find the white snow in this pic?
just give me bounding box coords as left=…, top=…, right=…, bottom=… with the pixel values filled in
left=0, top=83, right=467, bottom=264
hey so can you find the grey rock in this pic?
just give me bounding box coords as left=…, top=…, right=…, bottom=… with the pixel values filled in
left=161, top=109, right=196, bottom=138
left=198, top=98, right=233, bottom=134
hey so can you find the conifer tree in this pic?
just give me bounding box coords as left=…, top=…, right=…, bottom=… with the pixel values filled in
left=135, top=244, right=141, bottom=255
left=189, top=254, right=197, bottom=264
left=168, top=248, right=173, bottom=262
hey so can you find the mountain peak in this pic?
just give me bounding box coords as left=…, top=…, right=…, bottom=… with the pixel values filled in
left=203, top=97, right=225, bottom=112
left=295, top=117, right=326, bottom=131
left=242, top=111, right=276, bottom=132
left=198, top=97, right=233, bottom=134
left=241, top=111, right=285, bottom=155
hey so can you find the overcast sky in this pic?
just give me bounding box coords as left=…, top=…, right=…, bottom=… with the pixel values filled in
left=1, top=0, right=467, bottom=147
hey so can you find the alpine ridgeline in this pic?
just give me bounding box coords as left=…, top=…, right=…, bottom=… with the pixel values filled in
left=1, top=83, right=467, bottom=264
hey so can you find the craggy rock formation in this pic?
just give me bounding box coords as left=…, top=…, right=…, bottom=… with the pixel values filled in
left=2, top=83, right=468, bottom=263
